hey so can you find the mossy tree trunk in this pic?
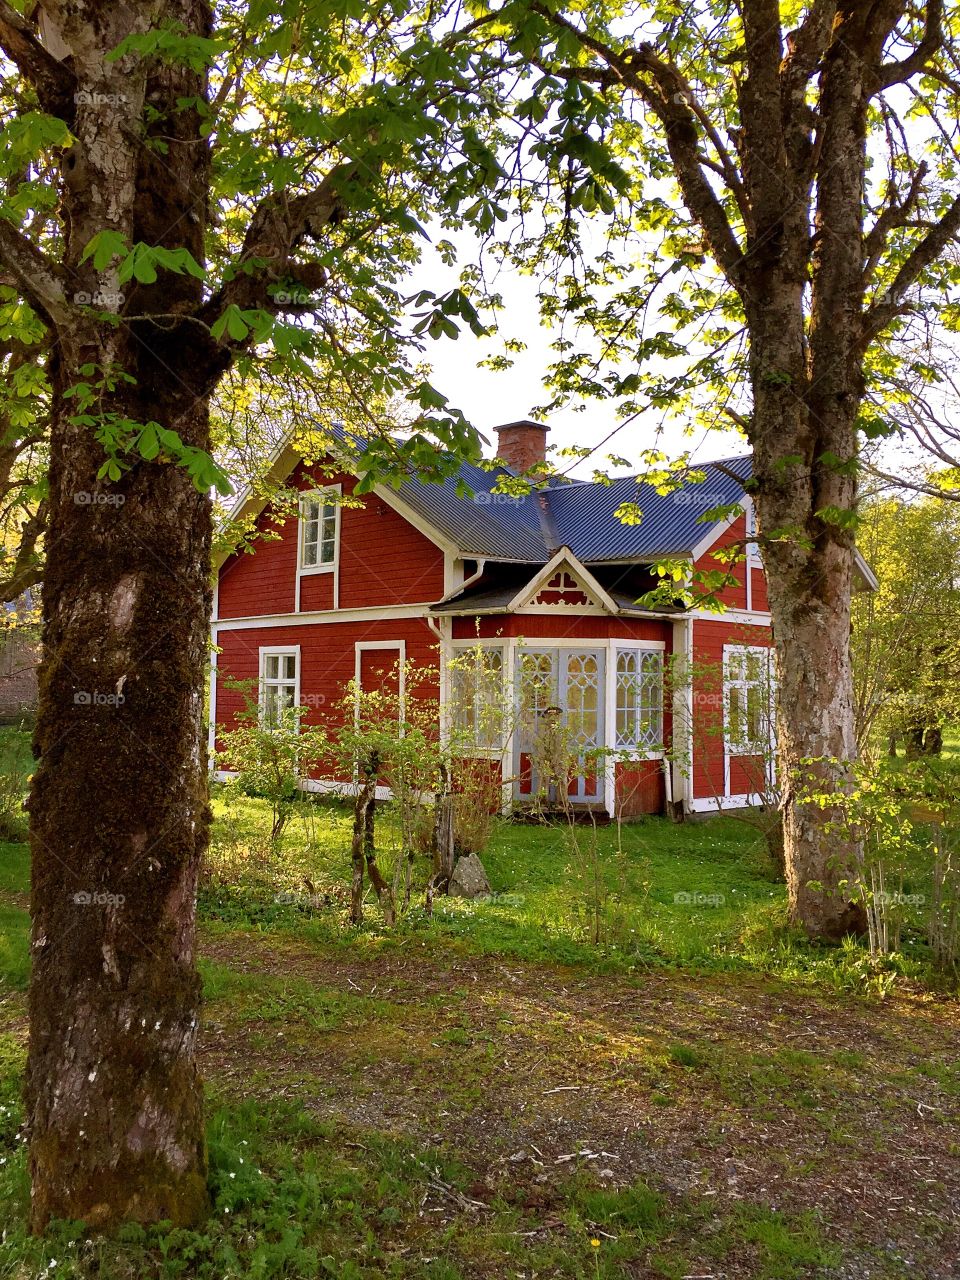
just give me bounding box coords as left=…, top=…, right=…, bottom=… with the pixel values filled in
left=19, top=0, right=221, bottom=1232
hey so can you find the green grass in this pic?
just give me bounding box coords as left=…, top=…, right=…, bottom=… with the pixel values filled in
left=0, top=757, right=949, bottom=994
left=199, top=785, right=943, bottom=992
left=0, top=729, right=957, bottom=1278
left=0, top=1054, right=850, bottom=1280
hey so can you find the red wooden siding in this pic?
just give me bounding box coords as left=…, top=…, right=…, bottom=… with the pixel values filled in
left=694, top=514, right=747, bottom=609
left=299, top=569, right=335, bottom=612
left=690, top=618, right=773, bottom=800
left=615, top=760, right=664, bottom=817
left=217, top=458, right=446, bottom=621
left=218, top=510, right=296, bottom=619
left=750, top=559, right=769, bottom=611
left=695, top=514, right=771, bottom=614
left=214, top=619, right=440, bottom=779
left=453, top=615, right=672, bottom=643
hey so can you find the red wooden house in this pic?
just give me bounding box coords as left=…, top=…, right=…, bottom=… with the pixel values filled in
left=211, top=421, right=875, bottom=817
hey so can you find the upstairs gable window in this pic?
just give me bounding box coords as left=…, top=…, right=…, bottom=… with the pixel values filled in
left=299, top=490, right=338, bottom=570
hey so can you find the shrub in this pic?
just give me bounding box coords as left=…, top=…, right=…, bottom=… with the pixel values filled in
left=0, top=728, right=29, bottom=843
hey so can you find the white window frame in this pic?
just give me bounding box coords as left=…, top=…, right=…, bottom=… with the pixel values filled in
left=744, top=497, right=760, bottom=610
left=258, top=645, right=301, bottom=729
left=450, top=644, right=506, bottom=753
left=723, top=643, right=773, bottom=755
left=614, top=647, right=664, bottom=756
left=298, top=485, right=341, bottom=575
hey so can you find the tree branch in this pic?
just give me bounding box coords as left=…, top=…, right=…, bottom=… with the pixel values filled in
left=0, top=498, right=46, bottom=604
left=199, top=163, right=352, bottom=334
left=780, top=0, right=837, bottom=173
left=0, top=219, right=69, bottom=329
left=877, top=0, right=944, bottom=90
left=0, top=0, right=75, bottom=119
left=523, top=5, right=746, bottom=286
left=862, top=160, right=928, bottom=282
left=862, top=192, right=960, bottom=342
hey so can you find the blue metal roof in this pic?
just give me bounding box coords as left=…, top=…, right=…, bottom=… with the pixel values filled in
left=545, top=456, right=752, bottom=562
left=396, top=459, right=549, bottom=561
left=324, top=423, right=751, bottom=564
left=398, top=454, right=751, bottom=563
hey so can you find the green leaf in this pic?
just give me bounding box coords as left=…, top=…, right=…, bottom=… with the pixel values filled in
left=80, top=230, right=128, bottom=272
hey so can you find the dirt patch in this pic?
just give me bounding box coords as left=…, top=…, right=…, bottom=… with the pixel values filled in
left=199, top=928, right=960, bottom=1278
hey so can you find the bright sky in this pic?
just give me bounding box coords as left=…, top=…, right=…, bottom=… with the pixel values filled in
left=409, top=228, right=748, bottom=480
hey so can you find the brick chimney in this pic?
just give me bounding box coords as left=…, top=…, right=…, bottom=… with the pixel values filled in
left=495, top=420, right=549, bottom=473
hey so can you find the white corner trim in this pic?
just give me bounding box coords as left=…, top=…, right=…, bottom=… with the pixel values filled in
left=215, top=602, right=435, bottom=629
left=854, top=548, right=879, bottom=592
left=208, top=627, right=219, bottom=767
left=688, top=607, right=772, bottom=626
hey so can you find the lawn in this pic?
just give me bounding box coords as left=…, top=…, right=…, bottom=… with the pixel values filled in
left=1, top=737, right=959, bottom=1278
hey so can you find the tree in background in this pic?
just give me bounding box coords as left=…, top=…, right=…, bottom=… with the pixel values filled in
left=853, top=490, right=960, bottom=755
left=454, top=0, right=960, bottom=938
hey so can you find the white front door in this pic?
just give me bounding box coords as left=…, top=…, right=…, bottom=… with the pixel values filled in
left=514, top=648, right=605, bottom=805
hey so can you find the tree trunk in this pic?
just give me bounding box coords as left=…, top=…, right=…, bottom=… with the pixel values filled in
left=350, top=754, right=378, bottom=924
left=432, top=763, right=455, bottom=890
left=25, top=0, right=219, bottom=1230
left=752, top=371, right=868, bottom=940
left=738, top=10, right=871, bottom=943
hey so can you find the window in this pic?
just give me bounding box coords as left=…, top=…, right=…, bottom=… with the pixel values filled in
left=452, top=646, right=504, bottom=750
left=615, top=649, right=663, bottom=750
left=260, top=649, right=299, bottom=728
left=724, top=646, right=772, bottom=752
left=299, top=491, right=338, bottom=569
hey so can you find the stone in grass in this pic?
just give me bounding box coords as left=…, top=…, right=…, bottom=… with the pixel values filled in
left=448, top=853, right=492, bottom=900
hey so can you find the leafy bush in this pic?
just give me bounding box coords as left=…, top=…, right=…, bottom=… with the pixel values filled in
left=805, top=755, right=960, bottom=978
left=215, top=680, right=328, bottom=846
left=0, top=725, right=30, bottom=842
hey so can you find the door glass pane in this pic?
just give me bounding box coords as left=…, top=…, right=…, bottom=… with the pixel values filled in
left=518, top=652, right=558, bottom=751
left=566, top=652, right=599, bottom=749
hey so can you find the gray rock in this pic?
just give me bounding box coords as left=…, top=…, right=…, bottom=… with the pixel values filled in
left=448, top=852, right=492, bottom=899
